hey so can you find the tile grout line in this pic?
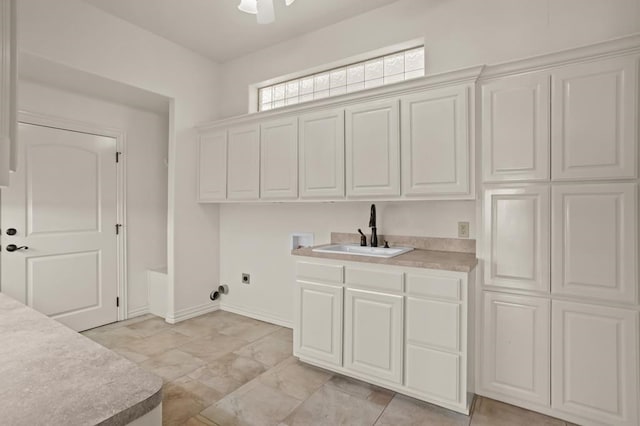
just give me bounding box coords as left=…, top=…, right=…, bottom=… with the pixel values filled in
left=370, top=395, right=394, bottom=426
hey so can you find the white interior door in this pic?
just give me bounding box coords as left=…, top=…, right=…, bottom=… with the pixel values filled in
left=1, top=123, right=119, bottom=331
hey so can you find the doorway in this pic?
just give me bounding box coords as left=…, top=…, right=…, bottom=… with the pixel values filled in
left=0, top=118, right=125, bottom=331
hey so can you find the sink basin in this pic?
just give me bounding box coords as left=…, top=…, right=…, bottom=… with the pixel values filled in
left=312, top=244, right=414, bottom=259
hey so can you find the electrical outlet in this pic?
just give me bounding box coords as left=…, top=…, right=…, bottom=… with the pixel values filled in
left=242, top=273, right=250, bottom=284
left=458, top=222, right=469, bottom=238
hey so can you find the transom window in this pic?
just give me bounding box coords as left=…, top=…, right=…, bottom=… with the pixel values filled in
left=258, top=46, right=425, bottom=112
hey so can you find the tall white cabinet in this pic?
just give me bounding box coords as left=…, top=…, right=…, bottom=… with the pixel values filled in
left=550, top=56, right=637, bottom=181
left=0, top=0, right=17, bottom=187
left=482, top=185, right=550, bottom=293
left=481, top=71, right=550, bottom=182
left=479, top=44, right=640, bottom=426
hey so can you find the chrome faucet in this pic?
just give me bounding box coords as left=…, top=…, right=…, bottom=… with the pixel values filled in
left=369, top=204, right=378, bottom=247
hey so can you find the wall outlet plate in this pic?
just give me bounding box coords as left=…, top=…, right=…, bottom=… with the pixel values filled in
left=458, top=222, right=470, bottom=238
left=242, top=273, right=250, bottom=284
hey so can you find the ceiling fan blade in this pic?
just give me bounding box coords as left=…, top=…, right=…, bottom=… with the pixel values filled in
left=257, top=0, right=275, bottom=24
left=238, top=0, right=257, bottom=14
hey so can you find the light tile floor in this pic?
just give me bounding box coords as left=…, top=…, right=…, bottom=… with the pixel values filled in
left=83, top=311, right=571, bottom=426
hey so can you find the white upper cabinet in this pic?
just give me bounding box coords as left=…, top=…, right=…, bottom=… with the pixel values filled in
left=227, top=124, right=260, bottom=200
left=551, top=183, right=637, bottom=304
left=299, top=108, right=345, bottom=199
left=401, top=85, right=471, bottom=197
left=345, top=99, right=400, bottom=197
left=552, top=301, right=639, bottom=426
left=481, top=292, right=550, bottom=406
left=483, top=185, right=550, bottom=292
left=481, top=72, right=550, bottom=182
left=260, top=117, right=298, bottom=200
left=197, top=131, right=227, bottom=202
left=0, top=0, right=17, bottom=187
left=551, top=56, right=638, bottom=181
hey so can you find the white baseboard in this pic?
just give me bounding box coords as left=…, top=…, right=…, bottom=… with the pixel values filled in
left=165, top=301, right=220, bottom=324
left=221, top=302, right=293, bottom=328
left=127, top=305, right=149, bottom=319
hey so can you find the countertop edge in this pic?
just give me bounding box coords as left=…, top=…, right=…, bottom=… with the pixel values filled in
left=97, top=386, right=163, bottom=426
left=291, top=245, right=478, bottom=273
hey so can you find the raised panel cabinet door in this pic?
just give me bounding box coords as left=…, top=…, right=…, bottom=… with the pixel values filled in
left=483, top=185, right=550, bottom=292
left=552, top=301, right=639, bottom=425
left=197, top=130, right=227, bottom=201
left=481, top=72, right=550, bottom=182
left=299, top=108, right=345, bottom=199
left=344, top=288, right=403, bottom=384
left=401, top=85, right=471, bottom=196
left=345, top=99, right=400, bottom=197
left=551, top=55, right=638, bottom=180
left=480, top=292, right=550, bottom=406
left=294, top=281, right=343, bottom=366
left=227, top=124, right=260, bottom=200
left=260, top=117, right=298, bottom=200
left=551, top=183, right=637, bottom=304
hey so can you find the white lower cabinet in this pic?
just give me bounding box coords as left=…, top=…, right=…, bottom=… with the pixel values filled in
left=294, top=280, right=343, bottom=367
left=480, top=292, right=550, bottom=406
left=294, top=259, right=474, bottom=414
left=344, top=288, right=403, bottom=384
left=405, top=296, right=464, bottom=405
left=552, top=301, right=639, bottom=426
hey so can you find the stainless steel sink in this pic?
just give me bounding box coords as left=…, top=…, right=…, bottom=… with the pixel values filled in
left=312, top=244, right=414, bottom=259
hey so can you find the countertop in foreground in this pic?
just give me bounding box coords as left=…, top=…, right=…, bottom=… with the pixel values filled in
left=0, top=293, right=163, bottom=426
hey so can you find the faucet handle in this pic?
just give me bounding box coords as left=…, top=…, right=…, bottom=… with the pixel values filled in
left=357, top=229, right=367, bottom=247
left=384, top=240, right=390, bottom=248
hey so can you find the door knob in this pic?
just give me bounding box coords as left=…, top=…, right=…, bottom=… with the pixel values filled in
left=5, top=244, right=28, bottom=252
left=6, top=228, right=17, bottom=236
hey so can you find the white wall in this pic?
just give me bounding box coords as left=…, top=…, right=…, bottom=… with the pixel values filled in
left=220, top=201, right=475, bottom=326
left=18, top=81, right=169, bottom=315
left=17, top=0, right=222, bottom=319
left=219, top=0, right=640, bottom=118
left=216, top=0, right=640, bottom=326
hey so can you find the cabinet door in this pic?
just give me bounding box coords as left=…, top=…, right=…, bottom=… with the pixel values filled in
left=197, top=131, right=227, bottom=201
left=405, top=297, right=463, bottom=405
left=227, top=124, right=260, bottom=200
left=552, top=301, right=639, bottom=425
left=344, top=288, right=403, bottom=384
left=483, top=185, right=550, bottom=292
left=551, top=56, right=638, bottom=180
left=552, top=183, right=637, bottom=303
left=260, top=117, right=298, bottom=200
left=294, top=281, right=343, bottom=366
left=401, top=85, right=470, bottom=196
left=481, top=292, right=550, bottom=406
left=0, top=0, right=17, bottom=186
left=299, top=108, right=345, bottom=199
left=345, top=99, right=400, bottom=197
left=481, top=72, right=550, bottom=182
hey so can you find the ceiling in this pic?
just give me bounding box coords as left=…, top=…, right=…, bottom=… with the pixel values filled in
left=82, top=0, right=400, bottom=63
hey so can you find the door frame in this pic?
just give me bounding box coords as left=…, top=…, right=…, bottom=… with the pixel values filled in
left=16, top=110, right=129, bottom=321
